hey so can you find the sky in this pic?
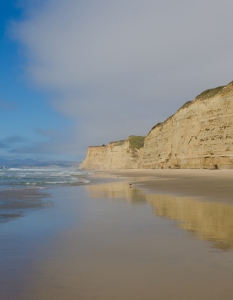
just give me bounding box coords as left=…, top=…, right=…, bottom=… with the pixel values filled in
left=1, top=0, right=233, bottom=161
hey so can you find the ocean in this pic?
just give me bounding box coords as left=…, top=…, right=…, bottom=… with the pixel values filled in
left=0, top=166, right=89, bottom=223
left=0, top=166, right=89, bottom=188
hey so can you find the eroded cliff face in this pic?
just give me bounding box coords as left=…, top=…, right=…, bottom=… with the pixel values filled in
left=79, top=146, right=106, bottom=169
left=79, top=136, right=145, bottom=169
left=81, top=81, right=233, bottom=169
left=139, top=81, right=233, bottom=169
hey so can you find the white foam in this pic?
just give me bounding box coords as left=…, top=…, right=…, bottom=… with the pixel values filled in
left=0, top=168, right=88, bottom=187
left=79, top=179, right=90, bottom=183
left=8, top=168, right=58, bottom=172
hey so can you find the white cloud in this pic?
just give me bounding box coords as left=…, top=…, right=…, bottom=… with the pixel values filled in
left=12, top=0, right=233, bottom=156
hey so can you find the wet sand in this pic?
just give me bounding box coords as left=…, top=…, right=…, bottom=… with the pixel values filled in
left=1, top=170, right=233, bottom=299
left=97, top=168, right=233, bottom=203
left=0, top=188, right=50, bottom=223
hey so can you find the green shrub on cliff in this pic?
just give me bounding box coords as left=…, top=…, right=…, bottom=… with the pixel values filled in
left=128, top=135, right=145, bottom=150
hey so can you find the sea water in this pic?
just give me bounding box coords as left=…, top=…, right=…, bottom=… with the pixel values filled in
left=0, top=166, right=90, bottom=224
left=0, top=167, right=89, bottom=189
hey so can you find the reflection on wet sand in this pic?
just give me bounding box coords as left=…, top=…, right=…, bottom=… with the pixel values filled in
left=87, top=181, right=147, bottom=204
left=147, top=195, right=233, bottom=250
left=0, top=188, right=50, bottom=223
left=86, top=182, right=233, bottom=250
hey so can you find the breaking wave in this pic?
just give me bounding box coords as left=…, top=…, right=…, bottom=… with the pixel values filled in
left=0, top=167, right=89, bottom=189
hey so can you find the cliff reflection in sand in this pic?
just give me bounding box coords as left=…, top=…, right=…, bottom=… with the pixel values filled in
left=86, top=182, right=233, bottom=251
left=147, top=194, right=233, bottom=251
left=86, top=181, right=147, bottom=204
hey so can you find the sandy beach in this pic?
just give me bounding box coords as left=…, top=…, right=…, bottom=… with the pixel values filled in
left=95, top=168, right=233, bottom=202
left=1, top=169, right=233, bottom=299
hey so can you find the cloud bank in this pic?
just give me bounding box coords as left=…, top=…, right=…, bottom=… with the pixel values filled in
left=12, top=0, right=233, bottom=156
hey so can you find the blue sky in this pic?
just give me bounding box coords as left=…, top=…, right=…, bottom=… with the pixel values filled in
left=0, top=0, right=74, bottom=160
left=1, top=0, right=233, bottom=161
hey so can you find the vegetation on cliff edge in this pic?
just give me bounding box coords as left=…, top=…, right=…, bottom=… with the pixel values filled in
left=128, top=135, right=145, bottom=149
left=148, top=83, right=230, bottom=135
left=196, top=86, right=225, bottom=100
left=109, top=140, right=125, bottom=146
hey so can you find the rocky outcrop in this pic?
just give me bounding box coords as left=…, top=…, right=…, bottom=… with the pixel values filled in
left=81, top=80, right=233, bottom=169
left=79, top=136, right=145, bottom=169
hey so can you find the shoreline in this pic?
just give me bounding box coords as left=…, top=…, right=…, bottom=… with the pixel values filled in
left=86, top=168, right=233, bottom=204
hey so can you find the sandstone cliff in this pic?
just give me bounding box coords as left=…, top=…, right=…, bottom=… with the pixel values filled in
left=81, top=80, right=233, bottom=169
left=79, top=136, right=145, bottom=169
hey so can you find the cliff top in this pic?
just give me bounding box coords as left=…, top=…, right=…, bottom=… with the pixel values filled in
left=195, top=85, right=225, bottom=100
left=108, top=135, right=145, bottom=149
left=88, top=80, right=233, bottom=148
left=148, top=80, right=233, bottom=135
